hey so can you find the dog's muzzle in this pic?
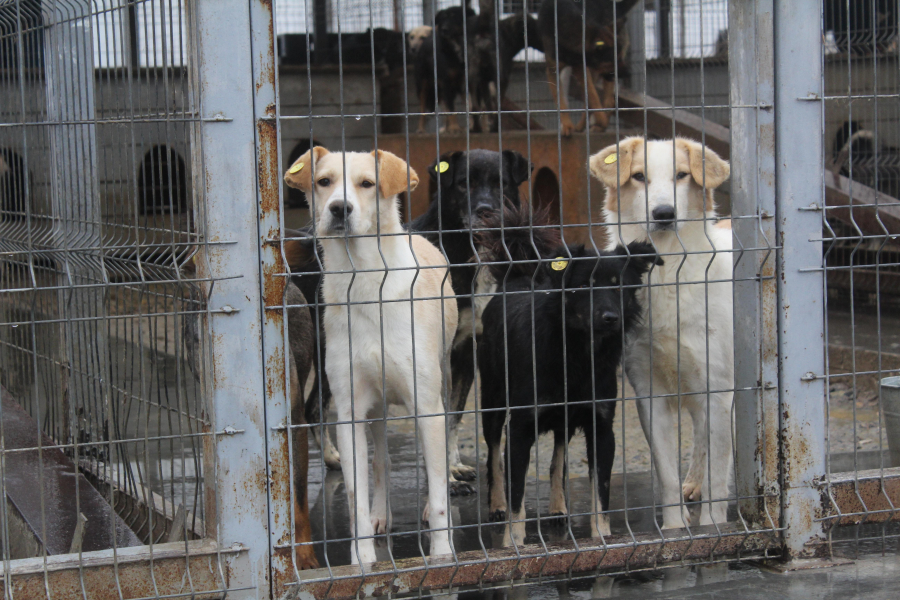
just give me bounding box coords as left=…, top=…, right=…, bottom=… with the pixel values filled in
left=325, top=201, right=353, bottom=233
left=650, top=205, right=676, bottom=231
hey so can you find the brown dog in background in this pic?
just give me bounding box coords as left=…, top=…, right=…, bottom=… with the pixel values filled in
left=538, top=0, right=638, bottom=135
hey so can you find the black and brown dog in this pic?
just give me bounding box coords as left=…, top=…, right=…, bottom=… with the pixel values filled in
left=476, top=202, right=659, bottom=546
left=469, top=12, right=543, bottom=133
left=415, top=5, right=477, bottom=133
left=287, top=149, right=532, bottom=492
left=538, top=0, right=638, bottom=135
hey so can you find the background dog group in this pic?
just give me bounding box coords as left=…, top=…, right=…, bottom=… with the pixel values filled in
left=413, top=1, right=632, bottom=135
left=279, top=136, right=731, bottom=566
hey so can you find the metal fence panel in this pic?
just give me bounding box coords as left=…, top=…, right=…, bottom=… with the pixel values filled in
left=3, top=1, right=900, bottom=599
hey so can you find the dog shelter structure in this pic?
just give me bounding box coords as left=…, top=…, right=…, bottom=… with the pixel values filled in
left=1, top=1, right=899, bottom=599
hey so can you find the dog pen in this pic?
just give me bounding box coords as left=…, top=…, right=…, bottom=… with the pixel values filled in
left=0, top=1, right=898, bottom=599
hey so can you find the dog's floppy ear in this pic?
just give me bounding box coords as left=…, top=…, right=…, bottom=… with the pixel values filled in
left=372, top=149, right=418, bottom=197
left=429, top=151, right=461, bottom=189
left=617, top=241, right=664, bottom=275
left=589, top=136, right=643, bottom=188
left=502, top=150, right=533, bottom=187
left=285, top=146, right=329, bottom=192
left=676, top=138, right=730, bottom=189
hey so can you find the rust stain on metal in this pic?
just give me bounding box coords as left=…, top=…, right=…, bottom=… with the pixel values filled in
left=821, top=467, right=900, bottom=526
left=266, top=348, right=286, bottom=399
left=293, top=525, right=779, bottom=600
left=1, top=543, right=227, bottom=600
left=257, top=119, right=280, bottom=215
left=255, top=0, right=276, bottom=95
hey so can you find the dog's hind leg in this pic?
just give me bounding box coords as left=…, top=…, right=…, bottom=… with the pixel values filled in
left=584, top=409, right=615, bottom=538
left=334, top=388, right=377, bottom=565
left=419, top=410, right=453, bottom=557
left=690, top=392, right=733, bottom=526
left=546, top=61, right=576, bottom=136
left=682, top=398, right=707, bottom=505
left=448, top=338, right=477, bottom=490
left=548, top=428, right=568, bottom=522
left=418, top=84, right=430, bottom=133
left=503, top=414, right=534, bottom=547
left=370, top=408, right=392, bottom=536
left=305, top=373, right=342, bottom=471
left=635, top=393, right=690, bottom=530
left=483, top=407, right=508, bottom=521
left=290, top=354, right=319, bottom=569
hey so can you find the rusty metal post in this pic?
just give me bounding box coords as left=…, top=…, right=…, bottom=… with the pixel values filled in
left=192, top=0, right=273, bottom=597
left=730, top=0, right=779, bottom=529
left=774, top=0, right=827, bottom=559
left=247, top=1, right=301, bottom=597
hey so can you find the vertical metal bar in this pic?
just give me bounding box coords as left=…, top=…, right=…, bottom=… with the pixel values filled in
left=730, top=0, right=779, bottom=529
left=249, top=0, right=297, bottom=596
left=774, top=0, right=827, bottom=558
left=43, top=0, right=109, bottom=463
left=193, top=0, right=271, bottom=597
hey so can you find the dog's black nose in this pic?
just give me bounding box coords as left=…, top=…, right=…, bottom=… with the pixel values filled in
left=651, top=205, right=676, bottom=222
left=329, top=202, right=353, bottom=219
left=600, top=311, right=619, bottom=325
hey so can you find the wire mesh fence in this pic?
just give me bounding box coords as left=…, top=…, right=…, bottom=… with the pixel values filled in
left=1, top=1, right=899, bottom=599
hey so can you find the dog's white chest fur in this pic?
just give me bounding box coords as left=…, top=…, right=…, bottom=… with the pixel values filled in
left=323, top=239, right=422, bottom=394
left=629, top=226, right=734, bottom=392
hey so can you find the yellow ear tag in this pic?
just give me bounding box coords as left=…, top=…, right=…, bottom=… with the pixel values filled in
left=604, top=153, right=617, bottom=164
left=288, top=162, right=305, bottom=174
left=551, top=257, right=568, bottom=271
left=436, top=161, right=450, bottom=173
left=595, top=40, right=605, bottom=47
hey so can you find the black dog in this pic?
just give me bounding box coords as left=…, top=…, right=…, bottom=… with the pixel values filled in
left=469, top=13, right=543, bottom=133
left=538, top=0, right=638, bottom=135
left=476, top=202, right=659, bottom=545
left=415, top=5, right=476, bottom=133
left=288, top=149, right=533, bottom=491
left=410, top=149, right=532, bottom=486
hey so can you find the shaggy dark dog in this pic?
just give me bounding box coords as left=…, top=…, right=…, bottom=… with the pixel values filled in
left=476, top=202, right=659, bottom=545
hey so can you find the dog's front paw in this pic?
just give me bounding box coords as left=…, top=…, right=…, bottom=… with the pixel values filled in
left=546, top=512, right=568, bottom=527
left=449, top=479, right=476, bottom=496
left=489, top=509, right=507, bottom=522
left=560, top=120, right=575, bottom=137
left=371, top=515, right=390, bottom=535
left=451, top=463, right=477, bottom=482
left=682, top=479, right=702, bottom=502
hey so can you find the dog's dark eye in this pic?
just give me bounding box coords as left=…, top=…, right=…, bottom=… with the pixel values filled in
left=632, top=172, right=646, bottom=183
left=317, top=178, right=331, bottom=187
left=676, top=171, right=690, bottom=180
left=359, top=180, right=374, bottom=189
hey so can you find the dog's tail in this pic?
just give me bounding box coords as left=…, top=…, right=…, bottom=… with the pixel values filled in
left=475, top=200, right=562, bottom=282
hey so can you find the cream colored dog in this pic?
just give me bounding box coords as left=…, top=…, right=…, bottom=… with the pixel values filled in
left=408, top=25, right=432, bottom=55
left=590, top=137, right=733, bottom=529
left=285, top=148, right=457, bottom=565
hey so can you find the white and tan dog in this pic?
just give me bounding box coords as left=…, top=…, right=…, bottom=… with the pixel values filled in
left=285, top=148, right=458, bottom=565
left=590, top=137, right=733, bottom=529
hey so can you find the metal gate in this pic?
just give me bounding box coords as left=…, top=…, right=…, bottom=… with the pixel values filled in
left=1, top=1, right=899, bottom=599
